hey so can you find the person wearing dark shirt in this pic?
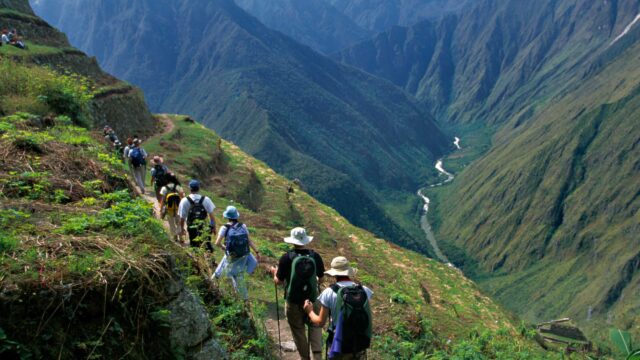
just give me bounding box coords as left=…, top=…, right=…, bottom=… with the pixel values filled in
left=271, top=227, right=325, bottom=360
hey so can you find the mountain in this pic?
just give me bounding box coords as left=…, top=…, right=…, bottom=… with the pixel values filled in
left=233, top=0, right=372, bottom=54
left=337, top=0, right=640, bottom=125
left=31, top=0, right=452, bottom=254
left=323, top=0, right=475, bottom=33
left=339, top=0, right=640, bottom=338
left=0, top=2, right=553, bottom=358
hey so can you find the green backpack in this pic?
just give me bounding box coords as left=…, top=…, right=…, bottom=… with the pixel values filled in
left=285, top=251, right=318, bottom=304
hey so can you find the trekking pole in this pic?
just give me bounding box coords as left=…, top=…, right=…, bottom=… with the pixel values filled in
left=274, top=282, right=283, bottom=359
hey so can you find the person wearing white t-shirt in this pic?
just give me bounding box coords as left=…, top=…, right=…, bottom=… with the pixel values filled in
left=178, top=179, right=216, bottom=251
left=304, top=257, right=373, bottom=360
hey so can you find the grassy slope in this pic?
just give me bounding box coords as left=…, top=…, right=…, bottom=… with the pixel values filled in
left=143, top=115, right=572, bottom=358
left=433, top=37, right=640, bottom=343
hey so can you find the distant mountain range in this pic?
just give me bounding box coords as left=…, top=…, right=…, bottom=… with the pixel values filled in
left=32, top=0, right=452, bottom=253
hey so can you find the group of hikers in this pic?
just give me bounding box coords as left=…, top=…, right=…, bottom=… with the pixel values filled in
left=1, top=28, right=26, bottom=49
left=103, top=125, right=373, bottom=359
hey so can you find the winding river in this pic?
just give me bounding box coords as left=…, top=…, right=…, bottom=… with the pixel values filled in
left=417, top=137, right=460, bottom=266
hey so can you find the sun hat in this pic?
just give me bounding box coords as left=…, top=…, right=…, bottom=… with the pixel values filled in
left=152, top=155, right=164, bottom=165
left=223, top=206, right=240, bottom=219
left=189, top=179, right=200, bottom=191
left=324, top=256, right=357, bottom=277
left=284, top=227, right=313, bottom=246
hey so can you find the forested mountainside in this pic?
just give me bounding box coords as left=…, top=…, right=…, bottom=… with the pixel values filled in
left=31, top=0, right=452, bottom=253
left=233, top=0, right=372, bottom=54
left=337, top=0, right=640, bottom=340
left=0, top=2, right=563, bottom=358
left=323, top=0, right=474, bottom=33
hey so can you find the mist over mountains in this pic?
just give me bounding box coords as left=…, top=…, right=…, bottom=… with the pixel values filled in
left=31, top=0, right=640, bottom=340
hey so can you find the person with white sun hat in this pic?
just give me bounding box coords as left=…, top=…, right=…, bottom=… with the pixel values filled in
left=271, top=227, right=325, bottom=360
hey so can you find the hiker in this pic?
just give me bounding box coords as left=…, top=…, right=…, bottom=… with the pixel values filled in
left=1, top=30, right=9, bottom=44
left=178, top=179, right=216, bottom=251
left=304, top=256, right=373, bottom=360
left=11, top=35, right=25, bottom=49
left=159, top=172, right=184, bottom=243
left=270, top=227, right=325, bottom=360
left=8, top=29, right=16, bottom=42
left=149, top=156, right=169, bottom=202
left=128, top=139, right=147, bottom=194
left=123, top=137, right=133, bottom=164
left=212, top=206, right=260, bottom=300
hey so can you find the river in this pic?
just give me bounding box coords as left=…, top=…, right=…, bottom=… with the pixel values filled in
left=417, top=137, right=460, bottom=266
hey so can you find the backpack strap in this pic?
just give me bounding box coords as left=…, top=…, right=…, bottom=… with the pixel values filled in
left=330, top=283, right=341, bottom=293
left=198, top=196, right=206, bottom=205
left=186, top=196, right=195, bottom=206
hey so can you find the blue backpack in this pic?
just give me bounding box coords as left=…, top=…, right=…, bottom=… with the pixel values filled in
left=224, top=222, right=250, bottom=259
left=130, top=147, right=146, bottom=168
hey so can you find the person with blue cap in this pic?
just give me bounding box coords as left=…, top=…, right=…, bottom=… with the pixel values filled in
left=213, top=205, right=260, bottom=300
left=178, top=179, right=216, bottom=251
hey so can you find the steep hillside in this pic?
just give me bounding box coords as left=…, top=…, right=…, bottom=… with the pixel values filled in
left=432, top=34, right=640, bottom=340
left=323, top=0, right=475, bottom=33
left=142, top=115, right=566, bottom=359
left=2, top=0, right=154, bottom=136
left=233, top=0, right=372, bottom=54
left=337, top=0, right=640, bottom=125
left=31, top=0, right=452, bottom=253
left=338, top=0, right=640, bottom=342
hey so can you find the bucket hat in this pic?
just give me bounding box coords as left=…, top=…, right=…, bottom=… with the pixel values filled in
left=223, top=206, right=240, bottom=219
left=324, top=256, right=357, bottom=277
left=152, top=156, right=164, bottom=165
left=284, top=227, right=313, bottom=246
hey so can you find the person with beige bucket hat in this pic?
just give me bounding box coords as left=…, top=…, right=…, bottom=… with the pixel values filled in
left=271, top=227, right=325, bottom=360
left=304, top=256, right=373, bottom=359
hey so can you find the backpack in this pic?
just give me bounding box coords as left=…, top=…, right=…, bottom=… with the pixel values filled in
left=130, top=147, right=146, bottom=168
left=164, top=184, right=180, bottom=216
left=329, top=284, right=372, bottom=356
left=153, top=165, right=168, bottom=187
left=186, top=196, right=208, bottom=227
left=224, top=222, right=250, bottom=259
left=285, top=251, right=318, bottom=304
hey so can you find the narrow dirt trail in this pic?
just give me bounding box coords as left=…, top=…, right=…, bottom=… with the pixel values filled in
left=139, top=114, right=300, bottom=359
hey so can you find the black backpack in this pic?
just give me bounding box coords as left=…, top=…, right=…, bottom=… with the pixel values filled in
left=153, top=165, right=168, bottom=187
left=285, top=251, right=318, bottom=304
left=186, top=196, right=208, bottom=227
left=331, top=284, right=372, bottom=354
left=224, top=222, right=250, bottom=259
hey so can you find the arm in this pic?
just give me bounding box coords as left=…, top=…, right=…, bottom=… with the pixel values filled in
left=214, top=226, right=225, bottom=249
left=271, top=266, right=284, bottom=285
left=208, top=212, right=217, bottom=235
left=249, top=239, right=260, bottom=261
left=303, top=301, right=329, bottom=327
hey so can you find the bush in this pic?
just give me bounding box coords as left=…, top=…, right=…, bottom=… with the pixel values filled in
left=0, top=59, right=94, bottom=124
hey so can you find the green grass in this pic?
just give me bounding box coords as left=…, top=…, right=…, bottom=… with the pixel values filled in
left=0, top=41, right=64, bottom=56
left=141, top=115, right=584, bottom=359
